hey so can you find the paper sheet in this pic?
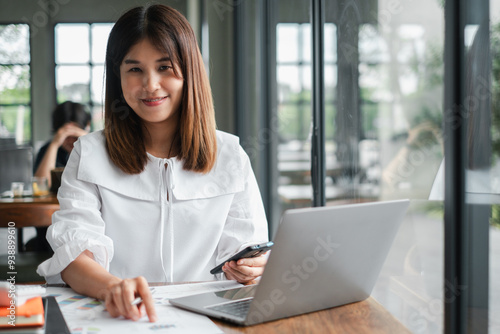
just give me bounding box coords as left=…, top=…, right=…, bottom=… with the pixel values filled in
left=44, top=281, right=243, bottom=334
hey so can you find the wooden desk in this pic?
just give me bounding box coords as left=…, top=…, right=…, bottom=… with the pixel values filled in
left=213, top=297, right=410, bottom=333
left=52, top=281, right=410, bottom=333
left=0, top=193, right=59, bottom=228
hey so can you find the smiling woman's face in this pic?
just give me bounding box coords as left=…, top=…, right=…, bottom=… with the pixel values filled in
left=120, top=38, right=184, bottom=127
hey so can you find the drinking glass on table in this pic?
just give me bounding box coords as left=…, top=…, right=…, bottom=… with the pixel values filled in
left=11, top=182, right=24, bottom=198
left=32, top=177, right=49, bottom=197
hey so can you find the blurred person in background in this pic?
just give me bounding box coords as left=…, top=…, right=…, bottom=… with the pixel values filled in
left=34, top=101, right=91, bottom=187
left=27, top=101, right=91, bottom=252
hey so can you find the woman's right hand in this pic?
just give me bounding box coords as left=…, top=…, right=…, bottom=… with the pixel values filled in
left=100, top=276, right=157, bottom=322
left=51, top=122, right=88, bottom=149
left=61, top=251, right=158, bottom=322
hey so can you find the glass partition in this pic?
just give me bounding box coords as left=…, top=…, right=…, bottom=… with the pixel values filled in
left=234, top=1, right=498, bottom=331
left=490, top=2, right=500, bottom=331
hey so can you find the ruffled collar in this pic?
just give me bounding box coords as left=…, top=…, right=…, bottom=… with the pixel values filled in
left=76, top=130, right=245, bottom=201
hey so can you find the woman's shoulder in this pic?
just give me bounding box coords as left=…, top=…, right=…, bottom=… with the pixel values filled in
left=75, top=130, right=120, bottom=178
left=171, top=131, right=247, bottom=200
left=215, top=129, right=238, bottom=141
left=214, top=130, right=249, bottom=166
left=216, top=130, right=239, bottom=146
left=79, top=130, right=105, bottom=145
left=76, top=130, right=107, bottom=156
left=215, top=130, right=244, bottom=156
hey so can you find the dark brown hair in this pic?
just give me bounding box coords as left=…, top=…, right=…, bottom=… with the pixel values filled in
left=104, top=4, right=217, bottom=174
left=52, top=101, right=90, bottom=132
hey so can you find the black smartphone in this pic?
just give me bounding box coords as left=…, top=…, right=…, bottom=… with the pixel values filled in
left=210, top=241, right=274, bottom=275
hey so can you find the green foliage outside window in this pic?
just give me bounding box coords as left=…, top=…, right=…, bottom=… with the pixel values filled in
left=0, top=24, right=31, bottom=144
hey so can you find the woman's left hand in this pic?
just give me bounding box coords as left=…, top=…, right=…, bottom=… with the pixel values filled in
left=222, top=254, right=268, bottom=284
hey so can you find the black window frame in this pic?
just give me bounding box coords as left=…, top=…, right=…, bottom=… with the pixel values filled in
left=53, top=22, right=113, bottom=129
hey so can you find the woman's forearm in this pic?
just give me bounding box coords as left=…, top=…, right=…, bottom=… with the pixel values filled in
left=34, top=142, right=59, bottom=187
left=61, top=250, right=122, bottom=300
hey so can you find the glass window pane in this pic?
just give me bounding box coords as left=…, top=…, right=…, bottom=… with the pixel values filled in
left=277, top=65, right=300, bottom=103
left=277, top=24, right=299, bottom=62
left=91, top=105, right=104, bottom=131
left=277, top=94, right=312, bottom=208
left=276, top=3, right=313, bottom=211
left=324, top=24, right=337, bottom=63
left=56, top=65, right=90, bottom=103
left=351, top=1, right=445, bottom=332
left=91, top=23, right=113, bottom=63
left=278, top=104, right=311, bottom=142
left=301, top=24, right=311, bottom=63
left=491, top=4, right=500, bottom=331
left=0, top=105, right=31, bottom=145
left=277, top=64, right=311, bottom=101
left=324, top=64, right=337, bottom=102
left=55, top=24, right=90, bottom=64
left=300, top=64, right=312, bottom=91
left=0, top=24, right=31, bottom=145
left=359, top=24, right=389, bottom=64
left=0, top=24, right=30, bottom=64
left=325, top=103, right=336, bottom=141
left=91, top=65, right=105, bottom=104
left=397, top=24, right=425, bottom=63
left=0, top=65, right=31, bottom=104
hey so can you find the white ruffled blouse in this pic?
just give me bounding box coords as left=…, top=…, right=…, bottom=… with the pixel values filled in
left=37, top=130, right=268, bottom=284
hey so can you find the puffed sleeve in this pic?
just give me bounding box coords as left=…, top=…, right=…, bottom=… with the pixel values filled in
left=36, top=139, right=114, bottom=284
left=215, top=145, right=269, bottom=274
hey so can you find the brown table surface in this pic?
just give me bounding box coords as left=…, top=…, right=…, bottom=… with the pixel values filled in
left=46, top=281, right=410, bottom=333
left=148, top=282, right=409, bottom=333
left=210, top=297, right=410, bottom=334
left=0, top=193, right=59, bottom=228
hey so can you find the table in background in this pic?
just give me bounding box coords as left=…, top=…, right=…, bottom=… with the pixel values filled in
left=0, top=193, right=59, bottom=227
left=0, top=193, right=59, bottom=251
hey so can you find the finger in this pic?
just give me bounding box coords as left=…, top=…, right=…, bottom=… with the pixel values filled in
left=53, top=127, right=76, bottom=146
left=230, top=260, right=266, bottom=283
left=122, top=280, right=141, bottom=321
left=110, top=284, right=128, bottom=318
left=224, top=262, right=255, bottom=283
left=222, top=262, right=241, bottom=281
left=104, top=291, right=121, bottom=318
left=63, top=122, right=81, bottom=131
left=66, top=122, right=87, bottom=132
left=236, top=254, right=268, bottom=267
left=114, top=279, right=139, bottom=319
left=135, top=277, right=157, bottom=322
left=223, top=260, right=260, bottom=280
left=226, top=269, right=254, bottom=283
left=68, top=127, right=87, bottom=136
left=223, top=267, right=242, bottom=281
left=58, top=123, right=84, bottom=139
left=233, top=258, right=266, bottom=276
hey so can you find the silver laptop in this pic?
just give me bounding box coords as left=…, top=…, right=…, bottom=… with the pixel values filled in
left=170, top=199, right=410, bottom=326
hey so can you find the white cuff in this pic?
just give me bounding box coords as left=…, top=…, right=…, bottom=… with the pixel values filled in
left=37, top=238, right=112, bottom=281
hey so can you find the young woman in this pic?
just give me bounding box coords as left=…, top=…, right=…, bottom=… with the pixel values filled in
left=37, top=4, right=269, bottom=322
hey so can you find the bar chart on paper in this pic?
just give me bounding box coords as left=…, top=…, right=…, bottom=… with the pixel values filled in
left=43, top=281, right=242, bottom=334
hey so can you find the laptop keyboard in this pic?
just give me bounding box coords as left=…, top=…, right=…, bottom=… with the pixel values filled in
left=207, top=298, right=252, bottom=318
